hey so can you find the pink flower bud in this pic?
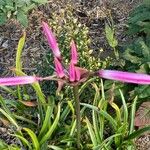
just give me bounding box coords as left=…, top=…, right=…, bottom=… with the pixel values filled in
left=70, top=40, right=78, bottom=64
left=69, top=62, right=76, bottom=82
left=0, top=76, right=42, bottom=86
left=75, top=67, right=81, bottom=81
left=42, top=21, right=61, bottom=59
left=98, top=70, right=150, bottom=84
left=54, top=57, right=65, bottom=78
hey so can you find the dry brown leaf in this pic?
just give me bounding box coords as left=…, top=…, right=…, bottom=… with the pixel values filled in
left=19, top=100, right=37, bottom=107
left=0, top=118, right=10, bottom=127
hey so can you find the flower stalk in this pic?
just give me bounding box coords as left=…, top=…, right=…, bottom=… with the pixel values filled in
left=73, top=85, right=81, bottom=149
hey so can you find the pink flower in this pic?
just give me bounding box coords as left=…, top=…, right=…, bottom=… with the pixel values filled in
left=41, top=21, right=150, bottom=86
left=54, top=57, right=65, bottom=78
left=98, top=70, right=150, bottom=84
left=69, top=62, right=76, bottom=82
left=0, top=76, right=42, bottom=86
left=69, top=62, right=81, bottom=82
left=42, top=21, right=61, bottom=59
left=75, top=67, right=81, bottom=81
left=70, top=40, right=78, bottom=64
left=69, top=40, right=81, bottom=82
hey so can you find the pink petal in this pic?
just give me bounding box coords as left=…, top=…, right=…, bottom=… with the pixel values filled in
left=42, top=21, right=61, bottom=59
left=0, top=76, right=42, bottom=86
left=98, top=70, right=150, bottom=84
left=54, top=57, right=65, bottom=78
left=69, top=62, right=76, bottom=82
left=75, top=67, right=81, bottom=81
left=70, top=40, right=78, bottom=64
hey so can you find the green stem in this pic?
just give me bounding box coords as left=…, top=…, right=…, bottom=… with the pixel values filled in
left=73, top=86, right=81, bottom=149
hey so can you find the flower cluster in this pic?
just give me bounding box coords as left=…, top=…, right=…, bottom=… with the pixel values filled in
left=0, top=22, right=150, bottom=87
left=42, top=21, right=150, bottom=85
left=42, top=21, right=90, bottom=86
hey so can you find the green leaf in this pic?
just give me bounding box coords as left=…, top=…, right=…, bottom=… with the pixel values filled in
left=15, top=0, right=27, bottom=7
left=40, top=103, right=61, bottom=145
left=17, top=11, right=28, bottom=27
left=125, top=126, right=150, bottom=140
left=79, top=78, right=96, bottom=96
left=110, top=102, right=121, bottom=124
left=16, top=32, right=26, bottom=73
left=119, top=89, right=128, bottom=123
left=12, top=134, right=32, bottom=149
left=14, top=114, right=37, bottom=126
left=15, top=31, right=26, bottom=100
left=0, top=86, right=16, bottom=96
left=0, top=139, right=8, bottom=149
left=115, top=123, right=128, bottom=146
left=0, top=13, right=7, bottom=25
left=85, top=117, right=98, bottom=147
left=81, top=103, right=117, bottom=130
left=38, top=96, right=55, bottom=139
left=139, top=40, right=150, bottom=59
left=5, top=5, right=14, bottom=10
left=5, top=0, right=13, bottom=7
left=32, top=0, right=47, bottom=3
left=0, top=108, right=19, bottom=129
left=92, top=83, right=101, bottom=143
left=94, top=134, right=121, bottom=150
left=123, top=48, right=141, bottom=64
left=143, top=0, right=150, bottom=5
left=23, top=128, right=40, bottom=150
left=0, top=0, right=5, bottom=5
left=67, top=100, right=75, bottom=115
left=129, top=97, right=137, bottom=134
left=23, top=4, right=36, bottom=12
left=105, top=24, right=118, bottom=48
left=48, top=145, right=63, bottom=150
left=134, top=85, right=150, bottom=99
left=129, top=11, right=150, bottom=24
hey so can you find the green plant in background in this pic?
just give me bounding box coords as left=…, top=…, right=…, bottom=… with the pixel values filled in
left=0, top=0, right=47, bottom=27
left=127, top=0, right=150, bottom=37
left=104, top=0, right=150, bottom=102
left=105, top=23, right=119, bottom=59
left=47, top=5, right=103, bottom=71
left=122, top=0, right=150, bottom=101
left=126, top=0, right=150, bottom=71
left=123, top=38, right=150, bottom=99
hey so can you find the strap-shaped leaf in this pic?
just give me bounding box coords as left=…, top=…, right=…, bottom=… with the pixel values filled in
left=40, top=103, right=61, bottom=145
left=23, top=128, right=40, bottom=150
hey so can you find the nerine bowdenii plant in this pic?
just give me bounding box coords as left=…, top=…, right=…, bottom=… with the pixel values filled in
left=0, top=22, right=150, bottom=149
left=0, top=22, right=150, bottom=91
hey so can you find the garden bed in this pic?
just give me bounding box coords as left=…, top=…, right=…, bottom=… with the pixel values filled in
left=0, top=0, right=149, bottom=149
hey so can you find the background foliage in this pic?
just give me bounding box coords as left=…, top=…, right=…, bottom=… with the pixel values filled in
left=0, top=0, right=47, bottom=27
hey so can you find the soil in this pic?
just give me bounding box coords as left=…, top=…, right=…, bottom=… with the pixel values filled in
left=1, top=0, right=149, bottom=149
